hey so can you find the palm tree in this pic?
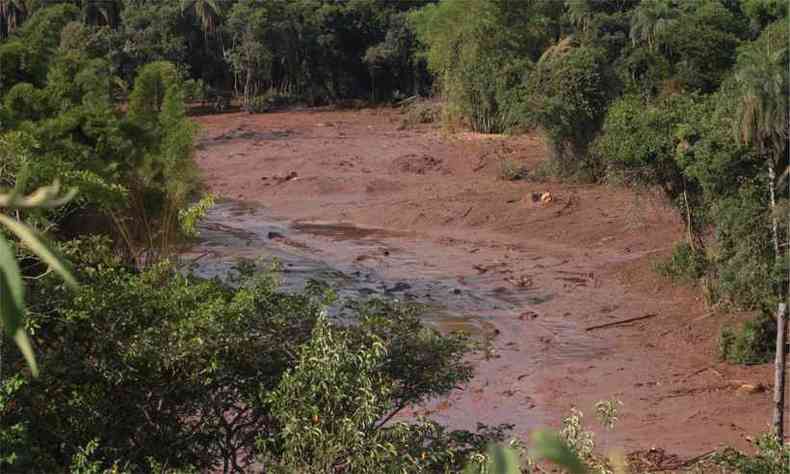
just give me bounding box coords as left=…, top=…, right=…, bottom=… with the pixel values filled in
left=732, top=25, right=790, bottom=441
left=565, top=0, right=593, bottom=39
left=181, top=0, right=220, bottom=37
left=80, top=0, right=120, bottom=28
left=629, top=0, right=678, bottom=51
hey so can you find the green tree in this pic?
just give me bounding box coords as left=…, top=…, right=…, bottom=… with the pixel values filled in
left=730, top=20, right=789, bottom=440
left=628, top=0, right=678, bottom=51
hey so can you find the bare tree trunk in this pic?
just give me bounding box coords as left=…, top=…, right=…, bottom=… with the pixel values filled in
left=683, top=179, right=695, bottom=249
left=769, top=162, right=781, bottom=257
left=769, top=158, right=787, bottom=440
left=773, top=303, right=787, bottom=440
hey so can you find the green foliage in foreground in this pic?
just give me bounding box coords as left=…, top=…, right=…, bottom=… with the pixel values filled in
left=0, top=238, right=510, bottom=472
left=0, top=181, right=77, bottom=375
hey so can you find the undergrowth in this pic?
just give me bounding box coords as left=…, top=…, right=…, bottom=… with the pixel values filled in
left=719, top=311, right=776, bottom=365
left=655, top=242, right=708, bottom=283
left=498, top=158, right=529, bottom=181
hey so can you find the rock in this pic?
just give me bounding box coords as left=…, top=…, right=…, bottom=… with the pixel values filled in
left=540, top=191, right=553, bottom=204
left=267, top=231, right=285, bottom=240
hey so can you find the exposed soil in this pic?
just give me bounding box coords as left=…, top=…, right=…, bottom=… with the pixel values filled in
left=193, top=107, right=775, bottom=460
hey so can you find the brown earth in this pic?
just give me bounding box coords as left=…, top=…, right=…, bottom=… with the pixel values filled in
left=193, top=107, right=776, bottom=460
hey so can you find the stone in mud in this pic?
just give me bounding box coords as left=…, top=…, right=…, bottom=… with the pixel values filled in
left=267, top=231, right=285, bottom=239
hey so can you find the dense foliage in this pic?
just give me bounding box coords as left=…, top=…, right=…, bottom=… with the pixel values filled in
left=415, top=0, right=789, bottom=318
left=0, top=238, right=501, bottom=472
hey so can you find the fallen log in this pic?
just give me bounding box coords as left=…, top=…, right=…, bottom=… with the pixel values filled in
left=585, top=313, right=658, bottom=332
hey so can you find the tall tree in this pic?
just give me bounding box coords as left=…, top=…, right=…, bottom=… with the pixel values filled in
left=629, top=0, right=677, bottom=51
left=732, top=21, right=789, bottom=440
left=181, top=0, right=220, bottom=37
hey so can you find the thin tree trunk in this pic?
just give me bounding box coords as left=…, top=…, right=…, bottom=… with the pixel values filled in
left=773, top=303, right=787, bottom=440
left=768, top=157, right=787, bottom=440
left=769, top=161, right=781, bottom=257
left=683, top=180, right=695, bottom=249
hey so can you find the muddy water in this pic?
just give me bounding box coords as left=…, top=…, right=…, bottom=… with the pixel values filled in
left=189, top=200, right=547, bottom=334
left=186, top=199, right=610, bottom=435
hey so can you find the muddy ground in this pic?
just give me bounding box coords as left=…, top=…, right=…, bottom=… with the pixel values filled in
left=192, top=107, right=775, bottom=459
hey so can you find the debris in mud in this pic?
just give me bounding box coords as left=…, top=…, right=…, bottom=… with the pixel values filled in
left=267, top=231, right=284, bottom=240
left=392, top=153, right=447, bottom=175
left=213, top=127, right=292, bottom=142
left=627, top=448, right=685, bottom=472
left=528, top=191, right=554, bottom=205
left=505, top=275, right=533, bottom=288
left=735, top=383, right=766, bottom=394
left=518, top=311, right=539, bottom=321
left=386, top=282, right=412, bottom=293
left=263, top=171, right=299, bottom=185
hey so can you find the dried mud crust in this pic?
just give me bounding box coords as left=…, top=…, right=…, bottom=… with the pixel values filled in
left=194, top=108, right=773, bottom=459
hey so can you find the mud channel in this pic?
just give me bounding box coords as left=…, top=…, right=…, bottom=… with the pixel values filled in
left=191, top=108, right=775, bottom=458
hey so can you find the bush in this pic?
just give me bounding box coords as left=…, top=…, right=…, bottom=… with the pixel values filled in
left=398, top=99, right=441, bottom=129
left=655, top=242, right=707, bottom=283
left=528, top=43, right=614, bottom=176
left=498, top=158, right=529, bottom=181
left=719, top=311, right=776, bottom=365
left=0, top=239, right=500, bottom=472
left=713, top=433, right=790, bottom=474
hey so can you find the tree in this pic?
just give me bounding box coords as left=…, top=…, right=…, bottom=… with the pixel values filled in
left=731, top=20, right=789, bottom=440
left=181, top=0, right=220, bottom=35
left=629, top=0, right=678, bottom=51
left=0, top=0, right=30, bottom=39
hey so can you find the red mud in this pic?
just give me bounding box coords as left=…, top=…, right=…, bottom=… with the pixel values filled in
left=193, top=108, right=775, bottom=459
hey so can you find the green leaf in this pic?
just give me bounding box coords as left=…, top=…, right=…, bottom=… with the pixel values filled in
left=487, top=444, right=521, bottom=474
left=532, top=431, right=587, bottom=474
left=0, top=234, right=24, bottom=335
left=0, top=214, right=78, bottom=290
left=13, top=328, right=38, bottom=377
left=0, top=234, right=37, bottom=376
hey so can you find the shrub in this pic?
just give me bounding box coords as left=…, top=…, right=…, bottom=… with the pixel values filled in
left=398, top=99, right=441, bottom=129
left=498, top=159, right=528, bottom=181
left=529, top=43, right=614, bottom=176
left=0, top=239, right=495, bottom=472
left=719, top=311, right=776, bottom=365
left=655, top=242, right=707, bottom=283
left=713, top=433, right=790, bottom=474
